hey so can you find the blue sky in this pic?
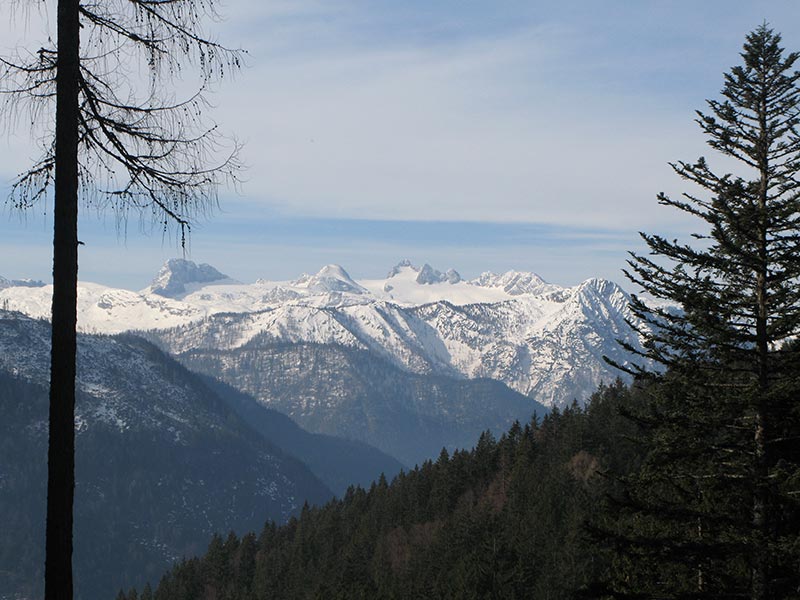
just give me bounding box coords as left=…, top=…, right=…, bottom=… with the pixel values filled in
left=1, top=1, right=799, bottom=288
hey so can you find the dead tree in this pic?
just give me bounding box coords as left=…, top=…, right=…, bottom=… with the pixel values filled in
left=1, top=1, right=243, bottom=597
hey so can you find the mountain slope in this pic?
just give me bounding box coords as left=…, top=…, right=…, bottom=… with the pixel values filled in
left=121, top=382, right=645, bottom=600
left=163, top=338, right=548, bottom=467
left=200, top=376, right=405, bottom=495
left=146, top=274, right=641, bottom=408
left=0, top=311, right=332, bottom=600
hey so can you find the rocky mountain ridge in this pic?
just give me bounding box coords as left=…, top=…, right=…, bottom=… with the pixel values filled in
left=0, top=259, right=648, bottom=408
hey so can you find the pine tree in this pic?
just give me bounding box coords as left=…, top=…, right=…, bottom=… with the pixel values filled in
left=601, top=24, right=800, bottom=599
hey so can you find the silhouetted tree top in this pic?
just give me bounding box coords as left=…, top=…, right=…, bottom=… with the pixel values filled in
left=1, top=0, right=244, bottom=240
left=1, top=2, right=243, bottom=599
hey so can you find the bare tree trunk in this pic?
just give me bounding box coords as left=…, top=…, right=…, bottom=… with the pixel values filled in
left=751, top=86, right=770, bottom=600
left=45, top=0, right=80, bottom=598
left=752, top=237, right=769, bottom=600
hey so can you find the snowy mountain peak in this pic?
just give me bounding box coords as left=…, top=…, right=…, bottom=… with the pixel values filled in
left=471, top=270, right=548, bottom=295
left=0, top=276, right=46, bottom=290
left=293, top=264, right=367, bottom=295
left=569, top=278, right=632, bottom=317
left=445, top=269, right=462, bottom=284
left=416, top=264, right=462, bottom=285
left=386, top=261, right=462, bottom=285
left=576, top=277, right=625, bottom=298
left=387, top=259, right=418, bottom=278
left=148, top=259, right=231, bottom=298
left=14, top=278, right=46, bottom=288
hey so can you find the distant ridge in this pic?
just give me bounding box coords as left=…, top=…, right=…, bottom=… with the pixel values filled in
left=0, top=258, right=652, bottom=408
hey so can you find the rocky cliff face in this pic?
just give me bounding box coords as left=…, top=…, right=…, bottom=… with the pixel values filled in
left=146, top=258, right=233, bottom=298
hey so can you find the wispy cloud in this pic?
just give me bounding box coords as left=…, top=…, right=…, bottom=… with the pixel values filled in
left=207, top=0, right=799, bottom=230
left=1, top=1, right=799, bottom=285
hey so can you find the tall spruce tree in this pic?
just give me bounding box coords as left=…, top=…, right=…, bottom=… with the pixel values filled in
left=599, top=25, right=800, bottom=599
left=1, top=2, right=241, bottom=598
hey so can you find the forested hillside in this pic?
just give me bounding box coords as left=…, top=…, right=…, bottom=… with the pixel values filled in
left=118, top=382, right=643, bottom=600
left=0, top=315, right=334, bottom=599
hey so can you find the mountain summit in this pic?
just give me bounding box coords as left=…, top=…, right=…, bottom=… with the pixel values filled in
left=148, top=258, right=231, bottom=298
left=0, top=276, right=45, bottom=290
left=471, top=270, right=548, bottom=295
left=385, top=260, right=462, bottom=284
left=292, top=264, right=367, bottom=295
left=416, top=263, right=462, bottom=285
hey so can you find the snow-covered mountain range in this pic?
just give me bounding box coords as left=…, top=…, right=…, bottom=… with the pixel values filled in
left=0, top=259, right=645, bottom=408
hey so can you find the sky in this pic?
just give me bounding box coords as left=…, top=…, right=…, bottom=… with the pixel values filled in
left=1, top=1, right=799, bottom=289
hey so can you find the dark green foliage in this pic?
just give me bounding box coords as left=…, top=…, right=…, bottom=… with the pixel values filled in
left=595, top=25, right=800, bottom=599
left=123, top=381, right=645, bottom=600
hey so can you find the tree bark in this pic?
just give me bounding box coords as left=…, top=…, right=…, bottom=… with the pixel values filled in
left=751, top=78, right=770, bottom=600
left=45, top=0, right=80, bottom=598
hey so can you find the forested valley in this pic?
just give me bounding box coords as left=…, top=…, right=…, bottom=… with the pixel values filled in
left=117, top=382, right=642, bottom=600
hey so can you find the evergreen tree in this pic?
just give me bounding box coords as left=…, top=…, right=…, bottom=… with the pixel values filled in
left=601, top=25, right=800, bottom=599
